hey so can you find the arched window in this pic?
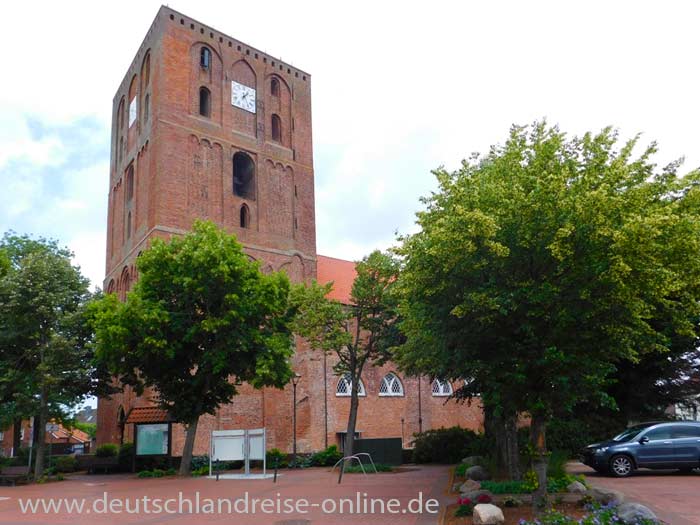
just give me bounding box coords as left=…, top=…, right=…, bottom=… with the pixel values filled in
left=200, top=46, right=211, bottom=69
left=379, top=373, right=404, bottom=396
left=199, top=87, right=211, bottom=117
left=240, top=204, right=250, bottom=228
left=126, top=212, right=132, bottom=239
left=271, top=77, right=280, bottom=97
left=233, top=152, right=255, bottom=200
left=336, top=373, right=366, bottom=397
left=144, top=94, right=150, bottom=123
left=431, top=379, right=453, bottom=397
left=271, top=114, right=282, bottom=142
left=126, top=165, right=134, bottom=201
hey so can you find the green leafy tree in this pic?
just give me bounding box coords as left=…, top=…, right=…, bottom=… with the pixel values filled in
left=395, top=122, right=700, bottom=507
left=0, top=233, right=100, bottom=479
left=91, top=221, right=294, bottom=475
left=291, top=250, right=401, bottom=456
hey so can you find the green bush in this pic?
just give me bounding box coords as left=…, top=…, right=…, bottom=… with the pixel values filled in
left=412, top=427, right=486, bottom=464
left=547, top=450, right=570, bottom=478
left=95, top=443, right=119, bottom=458
left=54, top=456, right=78, bottom=473
left=191, top=466, right=210, bottom=477
left=310, top=445, right=342, bottom=467
left=455, top=463, right=468, bottom=477
left=190, top=455, right=210, bottom=471
left=343, top=463, right=393, bottom=473
left=266, top=448, right=288, bottom=468
left=118, top=442, right=134, bottom=470
left=455, top=504, right=474, bottom=517
left=480, top=474, right=586, bottom=495
left=137, top=470, right=153, bottom=478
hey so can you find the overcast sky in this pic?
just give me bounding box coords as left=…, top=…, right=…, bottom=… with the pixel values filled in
left=1, top=0, right=699, bottom=288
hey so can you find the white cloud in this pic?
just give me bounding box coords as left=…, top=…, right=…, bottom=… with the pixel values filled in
left=1, top=0, right=699, bottom=274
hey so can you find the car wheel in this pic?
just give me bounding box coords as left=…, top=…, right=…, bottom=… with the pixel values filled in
left=609, top=455, right=634, bottom=477
left=678, top=467, right=695, bottom=474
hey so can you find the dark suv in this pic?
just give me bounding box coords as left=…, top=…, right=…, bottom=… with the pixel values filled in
left=581, top=421, right=700, bottom=477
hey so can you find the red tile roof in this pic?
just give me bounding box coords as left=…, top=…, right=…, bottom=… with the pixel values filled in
left=316, top=255, right=356, bottom=304
left=125, top=406, right=173, bottom=424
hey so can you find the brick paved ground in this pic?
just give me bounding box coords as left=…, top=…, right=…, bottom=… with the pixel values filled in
left=569, top=462, right=700, bottom=525
left=0, top=465, right=453, bottom=525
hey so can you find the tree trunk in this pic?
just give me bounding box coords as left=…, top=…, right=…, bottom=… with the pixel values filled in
left=179, top=416, right=199, bottom=476
left=503, top=413, right=521, bottom=480
left=484, top=407, right=521, bottom=480
left=11, top=417, right=21, bottom=456
left=530, top=413, right=549, bottom=512
left=344, top=382, right=360, bottom=458
left=34, top=390, right=48, bottom=481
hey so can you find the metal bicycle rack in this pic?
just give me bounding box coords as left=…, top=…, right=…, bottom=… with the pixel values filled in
left=331, top=452, right=378, bottom=483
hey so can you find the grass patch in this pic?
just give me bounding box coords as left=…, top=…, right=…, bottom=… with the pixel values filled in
left=343, top=463, right=393, bottom=473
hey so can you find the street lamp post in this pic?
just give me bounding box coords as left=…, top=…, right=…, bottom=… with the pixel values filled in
left=291, top=373, right=301, bottom=466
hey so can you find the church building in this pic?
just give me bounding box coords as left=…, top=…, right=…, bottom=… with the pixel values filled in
left=96, top=6, right=483, bottom=456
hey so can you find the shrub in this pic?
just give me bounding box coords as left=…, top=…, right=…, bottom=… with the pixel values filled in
left=191, top=466, right=209, bottom=477
left=137, top=470, right=153, bottom=478
left=190, top=455, right=210, bottom=471
left=547, top=449, right=570, bottom=478
left=503, top=496, right=522, bottom=507
left=118, top=442, right=134, bottom=470
left=266, top=448, right=288, bottom=468
left=310, top=445, right=342, bottom=467
left=455, top=463, right=468, bottom=477
left=522, top=469, right=539, bottom=492
left=343, top=463, right=393, bottom=473
left=412, top=427, right=486, bottom=464
left=476, top=493, right=492, bottom=504
left=165, top=468, right=177, bottom=476
left=455, top=498, right=474, bottom=517
left=54, top=456, right=78, bottom=473
left=95, top=444, right=118, bottom=458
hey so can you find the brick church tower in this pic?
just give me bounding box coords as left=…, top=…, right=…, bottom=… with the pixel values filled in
left=97, top=6, right=484, bottom=457
left=97, top=6, right=324, bottom=454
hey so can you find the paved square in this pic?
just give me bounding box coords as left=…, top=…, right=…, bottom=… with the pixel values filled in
left=0, top=465, right=451, bottom=524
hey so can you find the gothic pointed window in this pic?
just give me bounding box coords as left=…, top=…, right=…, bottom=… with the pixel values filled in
left=271, top=114, right=282, bottom=142
left=199, top=87, right=211, bottom=117
left=336, top=373, right=366, bottom=397
left=240, top=204, right=250, bottom=228
left=233, top=152, right=255, bottom=200
left=431, top=378, right=453, bottom=397
left=200, top=46, right=211, bottom=69
left=271, top=77, right=280, bottom=97
left=379, top=372, right=404, bottom=397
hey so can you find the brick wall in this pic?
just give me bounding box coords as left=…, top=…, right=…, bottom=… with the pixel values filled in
left=96, top=6, right=484, bottom=454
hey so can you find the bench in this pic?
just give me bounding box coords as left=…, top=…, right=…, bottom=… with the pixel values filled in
left=0, top=466, right=30, bottom=486
left=79, top=456, right=120, bottom=474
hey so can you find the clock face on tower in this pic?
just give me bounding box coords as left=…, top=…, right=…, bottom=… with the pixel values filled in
left=231, top=81, right=256, bottom=113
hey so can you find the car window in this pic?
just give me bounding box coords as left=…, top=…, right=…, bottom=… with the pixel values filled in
left=643, top=427, right=673, bottom=440
left=672, top=425, right=700, bottom=438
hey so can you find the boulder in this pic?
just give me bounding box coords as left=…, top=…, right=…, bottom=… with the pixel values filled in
left=462, top=455, right=485, bottom=466
left=472, top=503, right=505, bottom=525
left=460, top=489, right=493, bottom=503
left=617, top=502, right=657, bottom=524
left=459, top=480, right=481, bottom=493
left=588, top=487, right=625, bottom=506
left=466, top=465, right=490, bottom=481
left=567, top=481, right=587, bottom=494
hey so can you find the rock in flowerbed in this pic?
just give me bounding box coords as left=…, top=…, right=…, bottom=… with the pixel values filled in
left=462, top=455, right=485, bottom=466
left=566, top=480, right=586, bottom=494
left=617, top=502, right=658, bottom=524
left=459, top=479, right=481, bottom=493
left=467, top=465, right=490, bottom=481
left=588, top=486, right=625, bottom=506
left=460, top=489, right=494, bottom=503
left=472, top=503, right=505, bottom=524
